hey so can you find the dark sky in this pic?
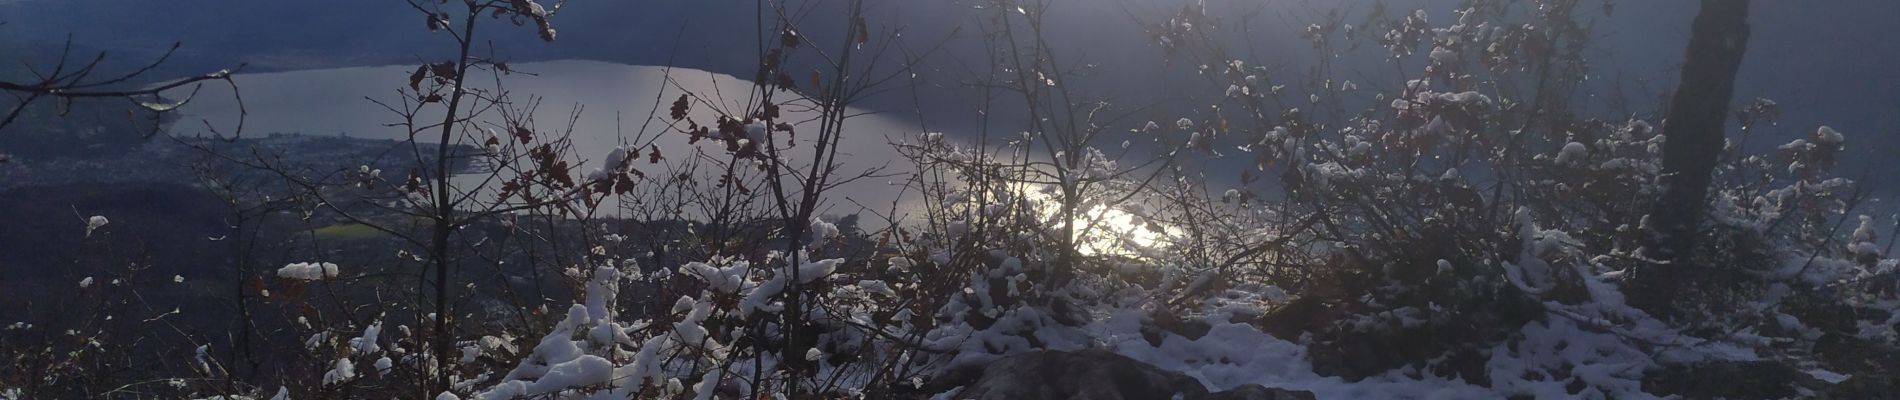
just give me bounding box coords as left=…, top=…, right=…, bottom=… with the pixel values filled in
left=3, top=0, right=1895, bottom=195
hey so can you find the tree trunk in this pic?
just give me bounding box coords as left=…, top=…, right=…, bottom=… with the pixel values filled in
left=1635, top=0, right=1752, bottom=314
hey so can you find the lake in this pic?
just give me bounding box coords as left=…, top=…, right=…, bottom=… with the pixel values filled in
left=173, top=60, right=937, bottom=223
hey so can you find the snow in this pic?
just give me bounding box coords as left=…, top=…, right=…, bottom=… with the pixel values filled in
left=797, top=258, right=841, bottom=283
left=1555, top=142, right=1589, bottom=166
left=1852, top=215, right=1878, bottom=243
left=277, top=262, right=340, bottom=280
left=740, top=273, right=788, bottom=316
left=809, top=218, right=841, bottom=249
left=691, top=370, right=722, bottom=400
left=1805, top=368, right=1851, bottom=384
left=1502, top=208, right=1568, bottom=294
left=194, top=345, right=211, bottom=372
left=584, top=266, right=619, bottom=321
left=745, top=119, right=769, bottom=144
left=461, top=345, right=481, bottom=365
left=305, top=331, right=331, bottom=350
left=1069, top=310, right=1520, bottom=399
left=1815, top=125, right=1844, bottom=145
left=349, top=320, right=383, bottom=355
left=857, top=280, right=897, bottom=298
left=85, top=215, right=109, bottom=236
left=1438, top=91, right=1489, bottom=104
left=1065, top=271, right=1691, bottom=399
left=476, top=303, right=622, bottom=399
left=1850, top=215, right=1883, bottom=259
left=322, top=358, right=356, bottom=386
left=1300, top=161, right=1364, bottom=190
left=585, top=145, right=632, bottom=181
left=887, top=256, right=914, bottom=273
left=1778, top=138, right=1810, bottom=152
left=525, top=355, right=614, bottom=394
left=1429, top=46, right=1458, bottom=63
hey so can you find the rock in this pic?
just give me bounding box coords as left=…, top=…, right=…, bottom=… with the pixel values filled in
left=1645, top=354, right=1900, bottom=400
left=955, top=349, right=1203, bottom=400
left=953, top=349, right=1314, bottom=400
left=1642, top=360, right=1815, bottom=399
left=1269, top=276, right=1541, bottom=383
left=1824, top=375, right=1897, bottom=400
left=1206, top=384, right=1318, bottom=400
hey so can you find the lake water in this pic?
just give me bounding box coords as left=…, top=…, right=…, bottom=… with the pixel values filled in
left=173, top=60, right=935, bottom=223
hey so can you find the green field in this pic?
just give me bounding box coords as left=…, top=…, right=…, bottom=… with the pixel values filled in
left=310, top=223, right=382, bottom=241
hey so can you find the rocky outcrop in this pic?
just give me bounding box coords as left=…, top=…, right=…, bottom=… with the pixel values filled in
left=1641, top=360, right=1815, bottom=399
left=1642, top=358, right=1900, bottom=400
left=1204, top=384, right=1320, bottom=400
left=953, top=349, right=1315, bottom=400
